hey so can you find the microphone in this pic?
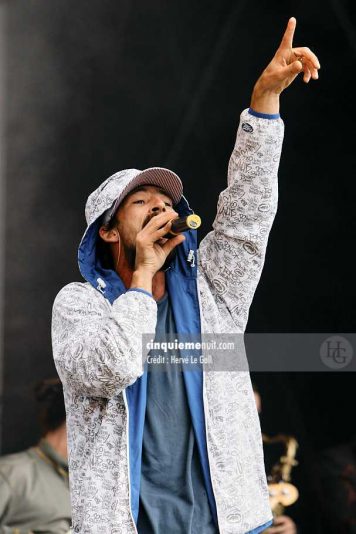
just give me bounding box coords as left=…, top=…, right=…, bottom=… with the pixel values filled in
left=165, top=214, right=201, bottom=238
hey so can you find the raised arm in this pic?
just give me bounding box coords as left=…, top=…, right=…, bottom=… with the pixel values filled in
left=198, top=18, right=320, bottom=332
left=52, top=283, right=157, bottom=398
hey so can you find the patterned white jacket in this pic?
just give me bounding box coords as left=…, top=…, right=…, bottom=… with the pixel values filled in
left=52, top=109, right=284, bottom=534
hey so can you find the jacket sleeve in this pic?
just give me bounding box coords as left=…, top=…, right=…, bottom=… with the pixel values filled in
left=51, top=283, right=157, bottom=397
left=198, top=109, right=284, bottom=332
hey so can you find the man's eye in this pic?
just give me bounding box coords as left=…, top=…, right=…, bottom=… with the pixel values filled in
left=165, top=202, right=172, bottom=207
left=133, top=200, right=145, bottom=204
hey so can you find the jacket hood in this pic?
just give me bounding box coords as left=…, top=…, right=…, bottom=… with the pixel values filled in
left=78, top=168, right=196, bottom=302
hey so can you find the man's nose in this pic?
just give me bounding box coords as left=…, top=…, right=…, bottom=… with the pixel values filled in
left=150, top=198, right=167, bottom=214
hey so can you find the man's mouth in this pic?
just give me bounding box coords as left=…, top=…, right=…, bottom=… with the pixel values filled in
left=142, top=214, right=155, bottom=229
left=141, top=215, right=169, bottom=245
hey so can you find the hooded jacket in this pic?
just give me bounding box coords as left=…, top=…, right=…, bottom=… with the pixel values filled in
left=52, top=109, right=284, bottom=534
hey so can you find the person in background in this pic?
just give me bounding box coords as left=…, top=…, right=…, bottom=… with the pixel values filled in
left=316, top=437, right=356, bottom=534
left=253, top=384, right=298, bottom=534
left=0, top=377, right=71, bottom=534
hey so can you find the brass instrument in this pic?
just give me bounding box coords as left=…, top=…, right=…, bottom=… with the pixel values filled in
left=262, top=433, right=299, bottom=517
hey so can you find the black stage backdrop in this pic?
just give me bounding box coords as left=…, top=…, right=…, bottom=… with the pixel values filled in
left=2, top=1, right=355, bottom=531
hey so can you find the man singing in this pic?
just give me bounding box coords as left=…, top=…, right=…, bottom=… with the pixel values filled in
left=52, top=18, right=320, bottom=534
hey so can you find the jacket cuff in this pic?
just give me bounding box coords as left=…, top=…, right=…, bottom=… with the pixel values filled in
left=248, top=107, right=280, bottom=120
left=127, top=287, right=154, bottom=299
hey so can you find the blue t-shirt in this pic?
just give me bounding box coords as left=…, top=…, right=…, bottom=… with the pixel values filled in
left=137, top=292, right=219, bottom=534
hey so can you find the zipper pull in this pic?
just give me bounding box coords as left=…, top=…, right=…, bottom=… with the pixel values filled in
left=97, top=277, right=106, bottom=293
left=187, top=249, right=195, bottom=268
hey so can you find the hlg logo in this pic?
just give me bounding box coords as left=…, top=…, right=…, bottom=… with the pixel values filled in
left=320, top=335, right=353, bottom=369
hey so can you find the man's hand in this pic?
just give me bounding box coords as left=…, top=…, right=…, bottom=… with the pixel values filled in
left=133, top=211, right=185, bottom=278
left=264, top=514, right=297, bottom=534
left=250, top=17, right=320, bottom=114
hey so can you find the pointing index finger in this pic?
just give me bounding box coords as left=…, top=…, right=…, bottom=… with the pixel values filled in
left=280, top=17, right=296, bottom=49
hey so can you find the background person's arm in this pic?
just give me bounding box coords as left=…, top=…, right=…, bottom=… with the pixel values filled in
left=0, top=472, right=12, bottom=526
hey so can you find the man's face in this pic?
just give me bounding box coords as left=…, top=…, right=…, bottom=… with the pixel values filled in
left=114, top=184, right=176, bottom=269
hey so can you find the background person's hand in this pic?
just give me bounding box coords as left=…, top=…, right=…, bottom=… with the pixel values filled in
left=250, top=17, right=320, bottom=114
left=264, top=514, right=297, bottom=534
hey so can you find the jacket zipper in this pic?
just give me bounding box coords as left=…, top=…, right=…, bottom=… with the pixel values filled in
left=122, top=389, right=139, bottom=534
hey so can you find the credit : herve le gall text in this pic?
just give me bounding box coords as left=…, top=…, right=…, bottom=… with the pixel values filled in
left=146, top=354, right=213, bottom=365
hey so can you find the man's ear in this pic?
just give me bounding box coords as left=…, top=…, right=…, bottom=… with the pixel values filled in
left=99, top=225, right=120, bottom=243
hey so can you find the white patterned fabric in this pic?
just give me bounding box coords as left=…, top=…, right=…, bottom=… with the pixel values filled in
left=52, top=109, right=284, bottom=533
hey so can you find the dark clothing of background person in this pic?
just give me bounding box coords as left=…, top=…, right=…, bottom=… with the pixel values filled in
left=316, top=439, right=356, bottom=534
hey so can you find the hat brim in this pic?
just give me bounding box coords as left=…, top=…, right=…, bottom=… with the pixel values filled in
left=105, top=167, right=183, bottom=223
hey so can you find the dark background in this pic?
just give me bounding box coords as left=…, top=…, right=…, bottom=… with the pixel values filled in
left=2, top=0, right=355, bottom=532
